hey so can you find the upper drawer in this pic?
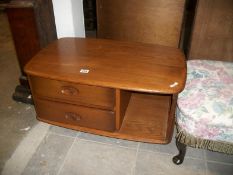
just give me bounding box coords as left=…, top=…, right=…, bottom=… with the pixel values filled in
left=29, top=76, right=115, bottom=110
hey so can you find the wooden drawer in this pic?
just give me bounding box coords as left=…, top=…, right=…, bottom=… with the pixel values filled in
left=29, top=76, right=115, bottom=110
left=34, top=98, right=115, bottom=132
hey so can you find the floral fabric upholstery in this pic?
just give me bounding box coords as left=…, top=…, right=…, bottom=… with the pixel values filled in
left=177, top=60, right=233, bottom=143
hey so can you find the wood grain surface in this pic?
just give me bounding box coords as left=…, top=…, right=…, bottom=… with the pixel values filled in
left=115, top=89, right=131, bottom=130
left=34, top=98, right=115, bottom=132
left=30, top=76, right=115, bottom=110
left=26, top=38, right=186, bottom=143
left=36, top=93, right=173, bottom=144
left=96, top=0, right=185, bottom=47
left=188, top=0, right=233, bottom=61
left=6, top=8, right=41, bottom=73
left=25, top=38, right=186, bottom=94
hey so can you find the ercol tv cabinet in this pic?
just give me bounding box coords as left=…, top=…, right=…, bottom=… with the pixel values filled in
left=25, top=38, right=186, bottom=144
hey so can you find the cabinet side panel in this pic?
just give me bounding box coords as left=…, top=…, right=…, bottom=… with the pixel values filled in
left=189, top=0, right=233, bottom=61
left=6, top=8, right=41, bottom=74
left=97, top=0, right=185, bottom=47
left=166, top=94, right=177, bottom=142
left=34, top=0, right=57, bottom=47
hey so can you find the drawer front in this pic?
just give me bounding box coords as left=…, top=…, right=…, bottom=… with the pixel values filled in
left=35, top=98, right=115, bottom=132
left=29, top=76, right=115, bottom=110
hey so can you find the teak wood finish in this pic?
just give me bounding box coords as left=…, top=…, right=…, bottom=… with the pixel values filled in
left=30, top=76, right=115, bottom=110
left=96, top=0, right=185, bottom=47
left=188, top=0, right=233, bottom=61
left=25, top=38, right=186, bottom=144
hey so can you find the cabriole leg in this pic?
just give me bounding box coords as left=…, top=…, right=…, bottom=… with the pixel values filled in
left=173, top=139, right=187, bottom=165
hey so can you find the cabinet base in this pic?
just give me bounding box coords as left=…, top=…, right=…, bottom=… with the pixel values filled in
left=36, top=93, right=174, bottom=144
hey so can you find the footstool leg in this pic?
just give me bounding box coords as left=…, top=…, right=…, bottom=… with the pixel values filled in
left=173, top=139, right=187, bottom=165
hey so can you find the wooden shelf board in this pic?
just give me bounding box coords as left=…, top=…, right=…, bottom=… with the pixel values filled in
left=119, top=93, right=171, bottom=141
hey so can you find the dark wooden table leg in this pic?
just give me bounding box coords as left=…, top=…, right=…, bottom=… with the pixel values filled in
left=12, top=76, right=33, bottom=104
left=173, top=139, right=187, bottom=165
left=5, top=7, right=39, bottom=104
left=4, top=0, right=57, bottom=104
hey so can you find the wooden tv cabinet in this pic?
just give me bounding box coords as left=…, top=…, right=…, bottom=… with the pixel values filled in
left=25, top=38, right=186, bottom=144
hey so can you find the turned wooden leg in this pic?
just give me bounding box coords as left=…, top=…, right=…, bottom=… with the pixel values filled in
left=173, top=139, right=187, bottom=165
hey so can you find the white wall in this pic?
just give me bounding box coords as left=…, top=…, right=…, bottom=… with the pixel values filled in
left=52, top=0, right=85, bottom=38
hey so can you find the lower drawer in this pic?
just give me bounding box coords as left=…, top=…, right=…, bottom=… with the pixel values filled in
left=34, top=98, right=115, bottom=132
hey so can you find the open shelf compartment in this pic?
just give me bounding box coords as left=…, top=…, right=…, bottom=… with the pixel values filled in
left=117, top=92, right=173, bottom=143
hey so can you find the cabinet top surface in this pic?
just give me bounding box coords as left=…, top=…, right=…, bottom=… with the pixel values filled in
left=25, top=38, right=186, bottom=94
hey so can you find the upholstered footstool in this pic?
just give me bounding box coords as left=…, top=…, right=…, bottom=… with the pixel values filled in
left=173, top=60, right=233, bottom=164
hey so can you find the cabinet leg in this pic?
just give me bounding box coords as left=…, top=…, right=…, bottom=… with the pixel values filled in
left=173, top=139, right=187, bottom=165
left=12, top=76, right=33, bottom=104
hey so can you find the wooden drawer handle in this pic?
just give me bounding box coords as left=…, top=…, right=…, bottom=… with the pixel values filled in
left=61, top=86, right=79, bottom=96
left=65, top=112, right=81, bottom=121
